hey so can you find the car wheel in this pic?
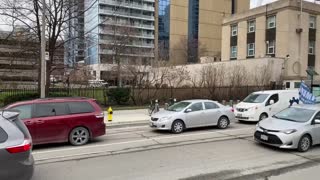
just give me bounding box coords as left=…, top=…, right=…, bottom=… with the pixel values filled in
left=259, top=113, right=268, bottom=121
left=69, top=127, right=90, bottom=146
left=217, top=116, right=229, bottom=129
left=171, top=120, right=184, bottom=134
left=298, top=135, right=312, bottom=152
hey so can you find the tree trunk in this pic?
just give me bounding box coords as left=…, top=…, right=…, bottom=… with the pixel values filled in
left=117, top=59, right=122, bottom=87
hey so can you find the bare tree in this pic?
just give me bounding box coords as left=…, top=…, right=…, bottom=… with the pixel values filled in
left=0, top=0, right=94, bottom=95
left=228, top=64, right=248, bottom=87
left=253, top=63, right=273, bottom=87
left=68, top=66, right=93, bottom=87
left=177, top=37, right=208, bottom=63
left=200, top=64, right=226, bottom=99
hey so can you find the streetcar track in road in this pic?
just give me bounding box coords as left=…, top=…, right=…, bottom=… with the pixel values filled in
left=33, top=127, right=254, bottom=155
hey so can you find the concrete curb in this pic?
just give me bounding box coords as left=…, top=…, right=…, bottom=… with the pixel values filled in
left=105, top=120, right=149, bottom=129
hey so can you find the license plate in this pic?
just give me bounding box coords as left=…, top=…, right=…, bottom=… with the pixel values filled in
left=261, top=134, right=268, bottom=141
left=237, top=113, right=242, bottom=117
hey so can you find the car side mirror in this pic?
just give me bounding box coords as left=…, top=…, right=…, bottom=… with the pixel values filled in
left=185, top=109, right=192, bottom=113
left=269, top=100, right=275, bottom=105
left=314, top=119, right=320, bottom=124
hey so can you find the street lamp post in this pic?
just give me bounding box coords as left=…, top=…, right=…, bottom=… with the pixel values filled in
left=40, top=0, right=46, bottom=98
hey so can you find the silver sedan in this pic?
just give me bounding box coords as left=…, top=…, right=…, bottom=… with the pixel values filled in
left=255, top=104, right=320, bottom=152
left=150, top=100, right=235, bottom=133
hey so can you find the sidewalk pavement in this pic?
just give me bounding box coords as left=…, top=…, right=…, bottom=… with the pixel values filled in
left=104, top=109, right=150, bottom=127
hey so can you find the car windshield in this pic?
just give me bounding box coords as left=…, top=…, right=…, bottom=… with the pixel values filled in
left=273, top=107, right=316, bottom=123
left=243, top=93, right=269, bottom=103
left=167, top=102, right=191, bottom=112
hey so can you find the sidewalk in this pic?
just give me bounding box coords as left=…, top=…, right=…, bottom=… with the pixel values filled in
left=104, top=109, right=150, bottom=127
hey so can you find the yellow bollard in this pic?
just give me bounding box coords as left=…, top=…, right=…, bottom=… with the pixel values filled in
left=107, top=107, right=113, bottom=122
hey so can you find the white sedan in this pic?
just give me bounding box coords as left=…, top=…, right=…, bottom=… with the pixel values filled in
left=150, top=100, right=235, bottom=133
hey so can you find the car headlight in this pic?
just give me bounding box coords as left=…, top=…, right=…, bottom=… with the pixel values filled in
left=282, top=129, right=297, bottom=134
left=159, top=116, right=172, bottom=122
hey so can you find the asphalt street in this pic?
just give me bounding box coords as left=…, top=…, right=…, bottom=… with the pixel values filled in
left=31, top=122, right=320, bottom=180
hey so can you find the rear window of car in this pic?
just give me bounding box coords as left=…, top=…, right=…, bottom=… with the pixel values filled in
left=67, top=101, right=95, bottom=114
left=0, top=126, right=8, bottom=143
left=10, top=104, right=32, bottom=120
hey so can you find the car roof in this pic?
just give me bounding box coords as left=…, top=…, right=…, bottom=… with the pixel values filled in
left=181, top=99, right=217, bottom=103
left=252, top=89, right=298, bottom=94
left=5, top=97, right=94, bottom=107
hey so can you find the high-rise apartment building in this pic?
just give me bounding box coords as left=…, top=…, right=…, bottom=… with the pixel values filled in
left=65, top=0, right=85, bottom=66
left=84, top=0, right=155, bottom=83
left=155, top=0, right=250, bottom=64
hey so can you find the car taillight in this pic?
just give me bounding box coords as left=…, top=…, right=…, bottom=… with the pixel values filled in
left=95, top=112, right=104, bottom=119
left=6, top=139, right=32, bottom=154
left=231, top=108, right=234, bottom=112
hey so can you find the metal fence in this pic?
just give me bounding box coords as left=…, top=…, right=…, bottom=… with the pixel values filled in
left=0, top=85, right=283, bottom=106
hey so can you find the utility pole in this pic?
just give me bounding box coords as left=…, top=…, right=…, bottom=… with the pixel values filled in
left=40, top=0, right=46, bottom=98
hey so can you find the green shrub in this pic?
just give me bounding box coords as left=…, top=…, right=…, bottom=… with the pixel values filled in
left=1, top=92, right=71, bottom=106
left=107, top=88, right=131, bottom=105
left=2, top=93, right=39, bottom=106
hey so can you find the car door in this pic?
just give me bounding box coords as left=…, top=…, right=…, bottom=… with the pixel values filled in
left=310, top=112, right=320, bottom=145
left=265, top=93, right=279, bottom=116
left=203, top=102, right=222, bottom=126
left=9, top=104, right=38, bottom=144
left=33, top=102, right=69, bottom=144
left=185, top=102, right=206, bottom=128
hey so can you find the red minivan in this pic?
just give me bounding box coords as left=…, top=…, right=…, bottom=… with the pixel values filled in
left=5, top=98, right=106, bottom=146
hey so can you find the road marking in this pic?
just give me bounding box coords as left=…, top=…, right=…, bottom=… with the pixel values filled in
left=33, top=127, right=254, bottom=155
left=107, top=126, right=149, bottom=131
left=107, top=131, right=148, bottom=136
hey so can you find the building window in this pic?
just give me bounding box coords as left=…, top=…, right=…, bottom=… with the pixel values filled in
left=309, top=41, right=315, bottom=55
left=267, top=40, right=275, bottom=54
left=267, top=15, right=276, bottom=29
left=310, top=16, right=316, bottom=29
left=231, top=24, right=238, bottom=36
left=230, top=46, right=237, bottom=59
left=247, top=43, right=255, bottom=57
left=248, top=20, right=255, bottom=33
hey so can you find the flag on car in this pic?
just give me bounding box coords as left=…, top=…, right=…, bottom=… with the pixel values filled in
left=299, top=82, right=316, bottom=104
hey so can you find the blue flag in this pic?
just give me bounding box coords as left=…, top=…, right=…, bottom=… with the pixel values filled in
left=299, top=82, right=316, bottom=104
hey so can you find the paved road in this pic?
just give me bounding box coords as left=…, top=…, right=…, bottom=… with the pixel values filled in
left=31, top=122, right=320, bottom=180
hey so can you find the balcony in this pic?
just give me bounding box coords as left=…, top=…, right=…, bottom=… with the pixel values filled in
left=99, top=0, right=154, bottom=12
left=99, top=9, right=155, bottom=21
left=99, top=49, right=154, bottom=57
left=99, top=29, right=155, bottom=39
left=99, top=40, right=154, bottom=48
left=100, top=19, right=155, bottom=30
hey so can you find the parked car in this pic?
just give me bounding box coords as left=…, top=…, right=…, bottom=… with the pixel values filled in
left=150, top=100, right=235, bottom=133
left=0, top=110, right=34, bottom=180
left=254, top=104, right=320, bottom=152
left=5, top=98, right=106, bottom=146
left=235, top=90, right=299, bottom=122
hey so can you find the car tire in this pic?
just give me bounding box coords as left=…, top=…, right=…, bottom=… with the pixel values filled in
left=69, top=127, right=90, bottom=146
left=298, top=135, right=312, bottom=152
left=259, top=113, right=268, bottom=121
left=217, top=116, right=229, bottom=129
left=171, top=120, right=184, bottom=134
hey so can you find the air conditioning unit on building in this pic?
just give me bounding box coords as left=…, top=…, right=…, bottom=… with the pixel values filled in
left=296, top=28, right=303, bottom=33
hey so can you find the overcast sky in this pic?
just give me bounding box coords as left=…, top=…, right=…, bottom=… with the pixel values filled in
left=1, top=0, right=320, bottom=31
left=251, top=0, right=320, bottom=8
